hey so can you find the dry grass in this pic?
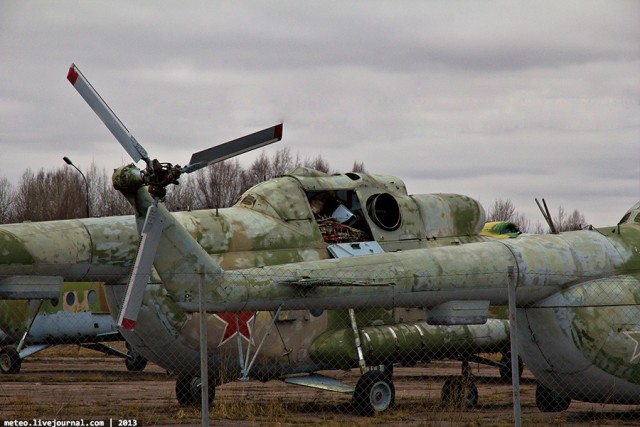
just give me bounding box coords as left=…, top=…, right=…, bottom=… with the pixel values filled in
left=1, top=351, right=639, bottom=426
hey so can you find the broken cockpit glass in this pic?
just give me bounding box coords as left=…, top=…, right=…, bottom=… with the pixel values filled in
left=307, top=190, right=373, bottom=243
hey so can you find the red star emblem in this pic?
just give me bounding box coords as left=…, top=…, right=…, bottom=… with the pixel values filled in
left=213, top=311, right=255, bottom=346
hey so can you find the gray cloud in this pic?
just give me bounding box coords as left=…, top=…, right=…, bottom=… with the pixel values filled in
left=1, top=1, right=638, bottom=227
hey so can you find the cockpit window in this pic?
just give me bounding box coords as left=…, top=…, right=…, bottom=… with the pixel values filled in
left=307, top=190, right=372, bottom=243
left=618, top=212, right=631, bottom=225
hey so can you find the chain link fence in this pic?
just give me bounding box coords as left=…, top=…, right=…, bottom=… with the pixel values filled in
left=1, top=273, right=639, bottom=425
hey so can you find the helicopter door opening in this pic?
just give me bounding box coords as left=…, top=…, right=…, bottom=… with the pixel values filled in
left=307, top=190, right=373, bottom=244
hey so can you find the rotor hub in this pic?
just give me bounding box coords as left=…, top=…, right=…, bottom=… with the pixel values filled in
left=143, top=160, right=182, bottom=199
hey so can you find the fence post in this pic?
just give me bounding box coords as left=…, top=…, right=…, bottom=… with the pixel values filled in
left=199, top=264, right=209, bottom=426
left=508, top=265, right=522, bottom=427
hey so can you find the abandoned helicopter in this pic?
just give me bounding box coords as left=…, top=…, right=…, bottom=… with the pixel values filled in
left=102, top=68, right=640, bottom=414
left=0, top=282, right=147, bottom=374
left=111, top=157, right=640, bottom=415
left=2, top=64, right=516, bottom=414
left=76, top=62, right=515, bottom=412
left=2, top=63, right=639, bottom=416
left=65, top=63, right=640, bottom=413
left=113, top=134, right=640, bottom=415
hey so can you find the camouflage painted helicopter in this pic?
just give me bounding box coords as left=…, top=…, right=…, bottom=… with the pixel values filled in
left=63, top=64, right=640, bottom=412
left=0, top=282, right=147, bottom=374
left=1, top=65, right=516, bottom=412
left=110, top=133, right=639, bottom=415
left=3, top=64, right=640, bottom=415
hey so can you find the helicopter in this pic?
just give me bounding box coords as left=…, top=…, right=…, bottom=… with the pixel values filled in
left=111, top=156, right=640, bottom=415
left=113, top=142, right=639, bottom=414
left=65, top=63, right=640, bottom=413
left=0, top=282, right=147, bottom=374
left=2, top=63, right=639, bottom=415
left=3, top=64, right=517, bottom=414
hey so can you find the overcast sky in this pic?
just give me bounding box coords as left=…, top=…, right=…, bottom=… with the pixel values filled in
left=1, top=1, right=638, bottom=227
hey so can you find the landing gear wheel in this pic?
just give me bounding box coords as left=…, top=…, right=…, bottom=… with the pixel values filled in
left=176, top=376, right=197, bottom=406
left=125, top=343, right=147, bottom=372
left=535, top=383, right=571, bottom=412
left=0, top=347, right=22, bottom=374
left=441, top=376, right=478, bottom=409
left=175, top=376, right=215, bottom=407
left=353, top=371, right=395, bottom=416
left=498, top=351, right=524, bottom=383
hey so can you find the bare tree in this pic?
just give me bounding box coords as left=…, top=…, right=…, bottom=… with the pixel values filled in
left=0, top=177, right=14, bottom=224
left=5, top=151, right=369, bottom=218
left=13, top=168, right=86, bottom=222
left=164, top=176, right=198, bottom=212
left=304, top=154, right=331, bottom=174
left=87, top=163, right=133, bottom=217
left=241, top=152, right=272, bottom=192
left=486, top=198, right=516, bottom=222
left=554, top=205, right=587, bottom=232
left=528, top=222, right=546, bottom=234
left=270, top=147, right=300, bottom=177
left=193, top=159, right=244, bottom=209
left=240, top=148, right=303, bottom=195
left=351, top=161, right=366, bottom=173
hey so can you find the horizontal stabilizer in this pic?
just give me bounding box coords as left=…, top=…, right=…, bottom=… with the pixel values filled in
left=0, top=276, right=63, bottom=300
left=284, top=374, right=354, bottom=394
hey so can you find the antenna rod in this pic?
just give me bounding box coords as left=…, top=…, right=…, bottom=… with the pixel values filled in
left=542, top=199, right=558, bottom=234
left=535, top=198, right=558, bottom=234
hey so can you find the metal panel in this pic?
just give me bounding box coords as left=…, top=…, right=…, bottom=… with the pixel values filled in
left=327, top=241, right=385, bottom=258
left=0, top=276, right=62, bottom=300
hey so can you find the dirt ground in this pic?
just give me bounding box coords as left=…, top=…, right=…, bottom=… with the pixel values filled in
left=0, top=346, right=638, bottom=426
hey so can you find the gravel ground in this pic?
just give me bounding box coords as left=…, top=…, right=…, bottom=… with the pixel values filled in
left=0, top=349, right=638, bottom=426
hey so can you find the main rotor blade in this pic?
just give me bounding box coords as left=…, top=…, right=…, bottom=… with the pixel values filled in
left=182, top=123, right=283, bottom=174
left=67, top=63, right=151, bottom=166
left=117, top=205, right=164, bottom=330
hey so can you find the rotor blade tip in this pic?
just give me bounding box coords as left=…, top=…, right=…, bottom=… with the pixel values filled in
left=119, top=318, right=136, bottom=330
left=275, top=123, right=283, bottom=140
left=67, top=65, right=79, bottom=85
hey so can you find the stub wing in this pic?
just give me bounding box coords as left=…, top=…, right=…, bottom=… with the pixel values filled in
left=0, top=276, right=62, bottom=300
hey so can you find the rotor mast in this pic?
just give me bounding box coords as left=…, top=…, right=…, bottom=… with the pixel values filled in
left=68, top=63, right=282, bottom=329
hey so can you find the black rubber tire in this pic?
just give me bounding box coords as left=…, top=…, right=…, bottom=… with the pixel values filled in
left=125, top=350, right=148, bottom=372
left=0, top=347, right=22, bottom=374
left=353, top=371, right=395, bottom=416
left=175, top=376, right=215, bottom=407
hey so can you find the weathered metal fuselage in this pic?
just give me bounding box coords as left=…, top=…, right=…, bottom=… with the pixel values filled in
left=0, top=168, right=500, bottom=380
left=176, top=211, right=639, bottom=404
left=122, top=164, right=640, bottom=404
left=2, top=165, right=639, bottom=405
